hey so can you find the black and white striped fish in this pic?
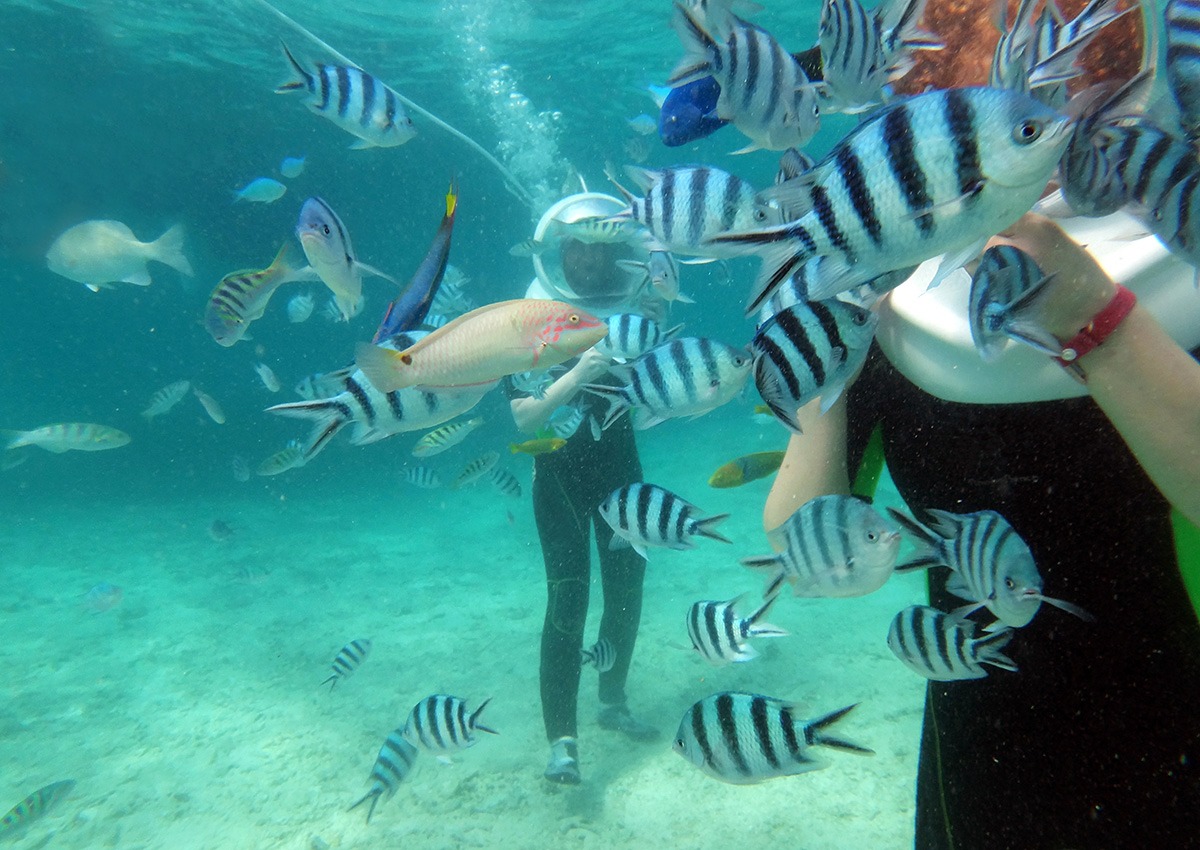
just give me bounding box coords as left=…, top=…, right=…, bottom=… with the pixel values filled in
left=412, top=416, right=484, bottom=458
left=750, top=299, right=878, bottom=433
left=454, top=451, right=500, bottom=488
left=266, top=337, right=493, bottom=462
left=991, top=0, right=1128, bottom=108
left=686, top=594, right=788, bottom=666
left=488, top=466, right=522, bottom=498
left=598, top=482, right=731, bottom=560
left=610, top=165, right=781, bottom=258
left=1167, top=0, right=1200, bottom=138
left=888, top=507, right=1093, bottom=629
left=673, top=693, right=873, bottom=784
left=887, top=605, right=1018, bottom=681
left=141, top=380, right=191, bottom=420
left=548, top=403, right=586, bottom=439
left=321, top=638, right=372, bottom=691
left=818, top=0, right=940, bottom=115
left=708, top=87, right=1072, bottom=314
left=618, top=245, right=689, bottom=304
left=584, top=337, right=752, bottom=430
left=403, top=694, right=498, bottom=752
left=598, top=313, right=683, bottom=363
left=256, top=441, right=306, bottom=476
left=669, top=0, right=822, bottom=152
left=277, top=43, right=416, bottom=149
left=580, top=637, right=616, bottom=672
left=743, top=495, right=900, bottom=598
left=348, top=727, right=419, bottom=823
left=511, top=370, right=554, bottom=400
left=968, top=244, right=1059, bottom=362
left=401, top=466, right=442, bottom=489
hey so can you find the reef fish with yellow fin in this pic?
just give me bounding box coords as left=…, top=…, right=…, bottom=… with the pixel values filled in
left=708, top=450, right=786, bottom=488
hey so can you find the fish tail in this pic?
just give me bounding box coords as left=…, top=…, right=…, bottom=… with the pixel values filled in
left=740, top=553, right=786, bottom=597
left=745, top=592, right=788, bottom=637
left=347, top=786, right=383, bottom=823
left=803, top=703, right=875, bottom=756
left=690, top=512, right=732, bottom=544
left=355, top=342, right=409, bottom=393
left=581, top=383, right=632, bottom=430
left=276, top=41, right=312, bottom=93
left=264, top=399, right=350, bottom=460
left=975, top=628, right=1019, bottom=672
left=885, top=507, right=944, bottom=572
left=470, top=698, right=499, bottom=736
left=149, top=224, right=193, bottom=277
left=668, top=1, right=717, bottom=87
left=320, top=674, right=338, bottom=692
left=1, top=429, right=27, bottom=450
left=1000, top=271, right=1064, bottom=357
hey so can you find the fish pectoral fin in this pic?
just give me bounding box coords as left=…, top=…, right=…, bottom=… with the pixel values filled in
left=608, top=534, right=632, bottom=551
left=729, top=141, right=763, bottom=156
left=348, top=138, right=376, bottom=150
left=356, top=261, right=396, bottom=284
left=124, top=270, right=152, bottom=287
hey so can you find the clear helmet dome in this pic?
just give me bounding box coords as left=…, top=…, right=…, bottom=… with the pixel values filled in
left=529, top=192, right=657, bottom=316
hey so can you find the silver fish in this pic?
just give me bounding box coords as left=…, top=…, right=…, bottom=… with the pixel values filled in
left=402, top=466, right=442, bottom=489
left=453, top=451, right=500, bottom=488
left=403, top=694, right=498, bottom=752
left=348, top=728, right=419, bottom=823
left=256, top=441, right=307, bottom=476
left=887, top=605, right=1018, bottom=681
left=3, top=423, right=130, bottom=453
left=488, top=466, right=522, bottom=498
left=597, top=313, right=683, bottom=363
left=321, top=638, right=372, bottom=691
left=412, top=417, right=484, bottom=458
left=1167, top=0, right=1200, bottom=138
left=598, top=482, right=731, bottom=560
left=968, top=244, right=1059, bottom=362
left=686, top=594, right=788, bottom=666
left=141, top=380, right=191, bottom=420
left=193, top=388, right=226, bottom=424
left=297, top=197, right=392, bottom=322
left=580, top=637, right=616, bottom=672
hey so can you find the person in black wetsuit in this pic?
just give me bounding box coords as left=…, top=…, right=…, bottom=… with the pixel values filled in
left=509, top=205, right=664, bottom=785
left=764, top=212, right=1200, bottom=848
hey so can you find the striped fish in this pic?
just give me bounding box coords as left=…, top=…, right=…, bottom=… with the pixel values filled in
left=580, top=637, right=616, bottom=672
left=686, top=594, right=788, bottom=666
left=348, top=728, right=419, bottom=823
left=611, top=165, right=781, bottom=258
left=453, top=451, right=500, bottom=489
left=321, top=638, right=372, bottom=691
left=583, top=337, right=752, bottom=430
left=256, top=441, right=306, bottom=476
left=742, top=495, right=900, bottom=598
left=297, top=197, right=393, bottom=323
left=402, top=466, right=442, bottom=489
left=141, top=380, right=191, bottom=420
left=968, top=244, right=1060, bottom=362
left=674, top=693, right=872, bottom=784
left=488, top=466, right=522, bottom=498
left=669, top=0, right=822, bottom=152
left=277, top=43, right=416, bottom=149
left=750, top=299, right=878, bottom=433
left=204, top=245, right=307, bottom=346
left=708, top=87, right=1072, bottom=314
left=403, top=694, right=498, bottom=752
left=548, top=403, right=585, bottom=439
left=597, top=313, right=683, bottom=363
left=887, top=605, right=1018, bottom=681
left=818, top=0, right=940, bottom=115
left=511, top=370, right=553, bottom=400
left=1167, top=0, right=1200, bottom=138
left=598, top=482, right=731, bottom=560
left=0, top=780, right=75, bottom=840
left=267, top=337, right=494, bottom=461
left=618, top=246, right=690, bottom=305
left=3, top=423, right=130, bottom=454
left=888, top=507, right=1093, bottom=629
left=431, top=265, right=473, bottom=317
left=412, top=417, right=484, bottom=458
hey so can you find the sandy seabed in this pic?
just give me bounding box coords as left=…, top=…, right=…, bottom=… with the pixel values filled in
left=0, top=418, right=927, bottom=850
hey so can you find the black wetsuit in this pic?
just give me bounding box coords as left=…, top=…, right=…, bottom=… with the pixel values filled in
left=846, top=344, right=1200, bottom=850
left=508, top=376, right=646, bottom=743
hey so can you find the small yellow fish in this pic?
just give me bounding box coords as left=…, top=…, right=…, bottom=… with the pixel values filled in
left=510, top=437, right=567, bottom=456
left=708, top=451, right=786, bottom=488
left=752, top=404, right=773, bottom=416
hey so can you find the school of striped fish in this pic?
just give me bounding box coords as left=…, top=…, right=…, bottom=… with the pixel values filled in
left=13, top=0, right=1199, bottom=835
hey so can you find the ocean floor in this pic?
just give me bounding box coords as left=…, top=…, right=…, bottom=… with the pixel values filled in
left=0, top=414, right=927, bottom=849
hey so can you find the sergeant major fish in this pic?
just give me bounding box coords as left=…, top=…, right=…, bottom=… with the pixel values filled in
left=686, top=594, right=788, bottom=666
left=742, top=495, right=900, bottom=598
left=401, top=466, right=442, bottom=489
left=348, top=728, right=419, bottom=823
left=142, top=380, right=192, bottom=419
left=2, top=423, right=131, bottom=454
left=277, top=43, right=417, bottom=149
left=297, top=197, right=394, bottom=323
left=968, top=244, right=1060, bottom=362
left=580, top=637, right=616, bottom=672
left=321, top=638, right=372, bottom=691
left=205, top=244, right=308, bottom=347
left=708, top=87, right=1073, bottom=314
left=598, top=482, right=731, bottom=560
left=597, top=312, right=683, bottom=363
left=488, top=466, right=522, bottom=498
left=674, top=693, right=872, bottom=784
left=403, top=694, right=498, bottom=752
left=453, top=451, right=500, bottom=488
left=412, top=417, right=484, bottom=458
left=887, top=605, right=1018, bottom=681
left=286, top=291, right=315, bottom=323
left=256, top=441, right=307, bottom=476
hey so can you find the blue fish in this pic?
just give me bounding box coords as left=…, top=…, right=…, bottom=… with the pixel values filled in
left=373, top=184, right=459, bottom=344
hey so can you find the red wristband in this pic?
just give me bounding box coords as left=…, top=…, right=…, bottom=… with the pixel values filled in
left=1055, top=284, right=1137, bottom=369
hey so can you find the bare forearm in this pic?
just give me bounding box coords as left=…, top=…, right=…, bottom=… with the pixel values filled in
left=1081, top=307, right=1200, bottom=526
left=510, top=364, right=593, bottom=433
left=763, top=396, right=852, bottom=536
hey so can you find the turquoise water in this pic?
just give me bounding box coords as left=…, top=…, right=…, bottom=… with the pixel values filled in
left=0, top=2, right=924, bottom=847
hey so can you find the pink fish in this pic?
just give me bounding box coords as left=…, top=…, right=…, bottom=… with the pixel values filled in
left=83, top=582, right=122, bottom=613
left=355, top=299, right=607, bottom=392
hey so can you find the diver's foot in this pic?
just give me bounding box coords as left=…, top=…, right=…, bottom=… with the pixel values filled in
left=544, top=736, right=581, bottom=785
left=597, top=704, right=659, bottom=742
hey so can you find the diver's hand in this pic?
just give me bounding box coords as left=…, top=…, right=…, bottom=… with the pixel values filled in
left=570, top=347, right=612, bottom=383
left=993, top=213, right=1118, bottom=342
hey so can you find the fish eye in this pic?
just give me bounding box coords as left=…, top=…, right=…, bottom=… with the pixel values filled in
left=732, top=355, right=747, bottom=366
left=866, top=531, right=878, bottom=542
left=753, top=208, right=767, bottom=222
left=569, top=313, right=579, bottom=323
left=853, top=310, right=869, bottom=326
left=1004, top=577, right=1016, bottom=589
left=322, top=224, right=332, bottom=235
left=1013, top=119, right=1044, bottom=144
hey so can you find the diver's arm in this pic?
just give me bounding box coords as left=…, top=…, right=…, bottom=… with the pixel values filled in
left=763, top=394, right=853, bottom=540
left=510, top=348, right=610, bottom=434
left=1001, top=214, right=1200, bottom=525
